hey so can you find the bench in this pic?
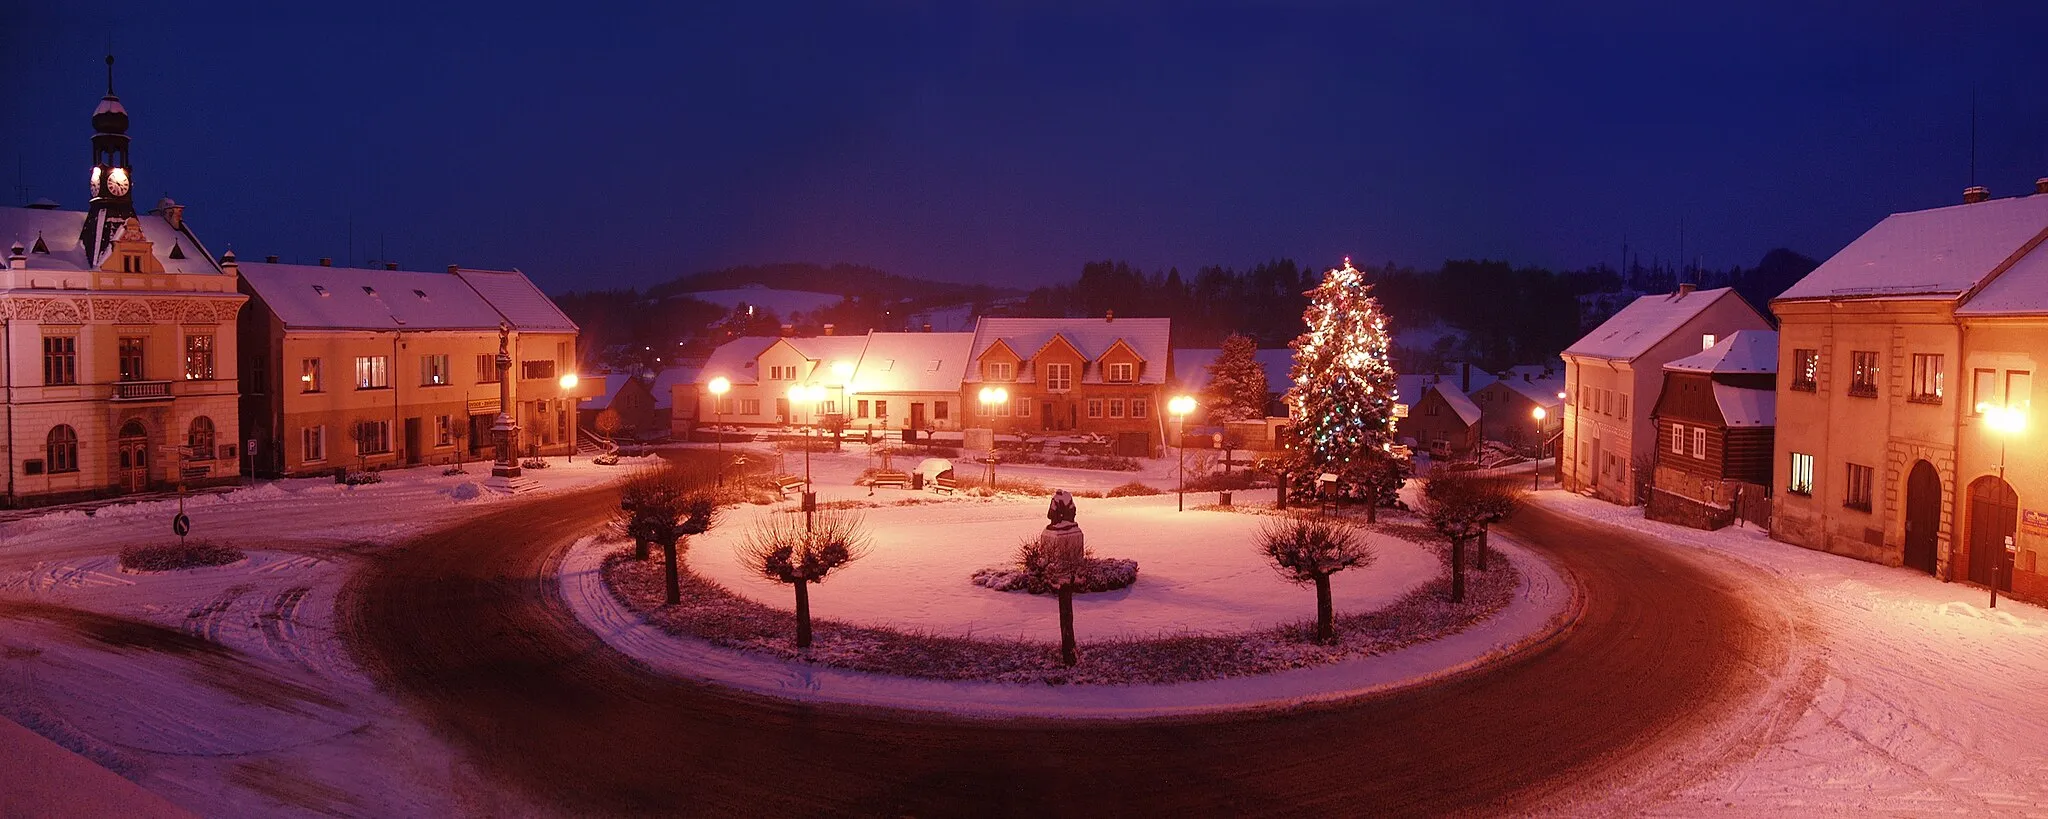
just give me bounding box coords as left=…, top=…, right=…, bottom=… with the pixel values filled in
left=776, top=476, right=808, bottom=497
left=870, top=471, right=909, bottom=489
left=931, top=475, right=958, bottom=495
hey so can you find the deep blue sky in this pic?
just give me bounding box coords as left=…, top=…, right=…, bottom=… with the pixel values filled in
left=6, top=2, right=2047, bottom=295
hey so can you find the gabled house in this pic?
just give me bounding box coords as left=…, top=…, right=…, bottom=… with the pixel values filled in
left=845, top=331, right=974, bottom=435
left=1404, top=381, right=1482, bottom=458
left=583, top=373, right=658, bottom=437
left=963, top=315, right=1173, bottom=453
left=1772, top=183, right=2048, bottom=605
left=1647, top=330, right=1777, bottom=530
left=1561, top=285, right=1772, bottom=504
left=1472, top=376, right=1565, bottom=450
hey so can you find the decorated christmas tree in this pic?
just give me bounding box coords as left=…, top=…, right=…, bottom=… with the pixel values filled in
left=1284, top=258, right=1405, bottom=513
left=1202, top=333, right=1271, bottom=424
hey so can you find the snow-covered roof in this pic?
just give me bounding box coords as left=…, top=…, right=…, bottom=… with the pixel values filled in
left=1665, top=330, right=1778, bottom=374
left=1564, top=287, right=1745, bottom=362
left=1430, top=382, right=1482, bottom=427
left=1171, top=347, right=1294, bottom=395
left=242, top=262, right=567, bottom=332
left=966, top=317, right=1172, bottom=385
left=1778, top=195, right=2048, bottom=302
left=851, top=332, right=974, bottom=394
left=1493, top=377, right=1566, bottom=408
left=649, top=365, right=699, bottom=410
left=1955, top=240, right=2048, bottom=316
left=785, top=336, right=871, bottom=376
left=1, top=206, right=221, bottom=276
left=1713, top=384, right=1776, bottom=427
left=699, top=336, right=781, bottom=385
left=453, top=268, right=577, bottom=332
left=585, top=374, right=641, bottom=411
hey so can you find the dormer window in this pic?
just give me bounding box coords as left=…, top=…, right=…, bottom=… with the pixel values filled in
left=312, top=285, right=329, bottom=297
left=986, top=361, right=1014, bottom=381
left=413, top=289, right=428, bottom=299
left=1702, top=333, right=1716, bottom=351
left=1106, top=362, right=1134, bottom=383
left=362, top=286, right=378, bottom=296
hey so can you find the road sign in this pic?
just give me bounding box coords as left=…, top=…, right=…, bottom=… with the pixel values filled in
left=172, top=513, right=190, bottom=538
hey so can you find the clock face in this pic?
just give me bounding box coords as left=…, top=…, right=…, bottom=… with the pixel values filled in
left=107, top=167, right=130, bottom=197
left=90, top=166, right=102, bottom=196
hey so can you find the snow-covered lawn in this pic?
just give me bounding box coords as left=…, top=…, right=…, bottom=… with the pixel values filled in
left=1529, top=491, right=2048, bottom=817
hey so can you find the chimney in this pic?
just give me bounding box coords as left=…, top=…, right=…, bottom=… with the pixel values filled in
left=265, top=255, right=279, bottom=263
left=822, top=323, right=835, bottom=336
left=1461, top=362, right=1471, bottom=392
left=447, top=264, right=459, bottom=274
left=781, top=323, right=794, bottom=337
left=385, top=262, right=399, bottom=270
left=1965, top=185, right=1991, bottom=204
left=1675, top=282, right=1697, bottom=298
left=2036, top=178, right=2048, bottom=195
left=318, top=257, right=332, bottom=267
left=1105, top=309, right=1115, bottom=322
left=7, top=242, right=25, bottom=269
left=219, top=249, right=237, bottom=276
left=921, top=323, right=932, bottom=333
left=157, top=198, right=184, bottom=230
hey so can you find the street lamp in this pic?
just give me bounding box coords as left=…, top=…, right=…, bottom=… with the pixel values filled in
left=790, top=383, right=825, bottom=528
left=708, top=376, right=731, bottom=486
left=830, top=361, right=855, bottom=451
left=1983, top=402, right=2026, bottom=608
left=559, top=372, right=579, bottom=463
left=978, top=386, right=1008, bottom=488
left=1531, top=406, right=1547, bottom=490
left=1168, top=395, right=1197, bottom=511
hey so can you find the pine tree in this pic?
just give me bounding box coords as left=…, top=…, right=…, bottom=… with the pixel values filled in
left=1202, top=333, right=1271, bottom=424
left=1285, top=258, right=1401, bottom=504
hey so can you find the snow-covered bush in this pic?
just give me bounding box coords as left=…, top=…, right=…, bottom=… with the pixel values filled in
left=119, top=541, right=245, bottom=572
left=521, top=457, right=551, bottom=469
left=1105, top=481, right=1162, bottom=497
left=441, top=466, right=467, bottom=476
left=1185, top=470, right=1265, bottom=491
left=342, top=470, right=382, bottom=485
left=971, top=557, right=1137, bottom=594
left=593, top=452, right=621, bottom=466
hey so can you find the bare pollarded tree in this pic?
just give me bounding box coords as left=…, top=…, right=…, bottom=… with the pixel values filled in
left=1256, top=514, right=1376, bottom=643
left=619, top=472, right=720, bottom=604
left=1420, top=471, right=1522, bottom=602
left=737, top=509, right=870, bottom=648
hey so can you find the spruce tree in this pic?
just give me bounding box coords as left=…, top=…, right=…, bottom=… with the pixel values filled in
left=1202, top=333, right=1272, bottom=424
left=1284, top=259, right=1400, bottom=503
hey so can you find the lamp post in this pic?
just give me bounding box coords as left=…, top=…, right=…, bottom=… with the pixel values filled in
left=978, top=386, right=1007, bottom=488
left=830, top=361, right=854, bottom=451
left=1531, top=406, right=1547, bottom=490
left=559, top=372, right=579, bottom=463
left=1983, top=403, right=2026, bottom=608
left=1169, top=395, right=1197, bottom=511
left=708, top=376, right=731, bottom=487
left=790, top=384, right=825, bottom=526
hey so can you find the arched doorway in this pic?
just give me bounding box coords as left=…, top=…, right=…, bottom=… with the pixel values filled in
left=117, top=420, right=150, bottom=493
left=1965, top=475, right=2017, bottom=591
left=1903, top=461, right=1941, bottom=575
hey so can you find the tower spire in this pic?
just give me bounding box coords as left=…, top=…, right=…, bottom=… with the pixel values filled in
left=106, top=54, right=115, bottom=96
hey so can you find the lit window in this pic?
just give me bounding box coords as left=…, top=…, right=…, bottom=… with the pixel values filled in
left=1702, top=333, right=1716, bottom=350
left=301, top=358, right=323, bottom=392
left=1106, top=362, right=1134, bottom=383
left=1792, top=349, right=1819, bottom=392
left=1910, top=354, right=1944, bottom=403
left=1845, top=463, right=1873, bottom=511
left=184, top=334, right=216, bottom=380
left=986, top=361, right=1014, bottom=381
left=1788, top=452, right=1814, bottom=496
left=1848, top=351, right=1879, bottom=397
left=355, top=356, right=389, bottom=389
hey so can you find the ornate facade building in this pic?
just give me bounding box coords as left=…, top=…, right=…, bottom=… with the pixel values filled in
left=0, top=64, right=245, bottom=504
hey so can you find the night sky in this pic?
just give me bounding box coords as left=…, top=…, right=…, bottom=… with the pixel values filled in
left=5, top=2, right=2047, bottom=295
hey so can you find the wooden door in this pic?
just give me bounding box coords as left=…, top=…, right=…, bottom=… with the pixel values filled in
left=1966, top=476, right=2017, bottom=590
left=1903, top=461, right=1940, bottom=575
left=910, top=402, right=926, bottom=431
left=117, top=421, right=149, bottom=492
left=404, top=417, right=422, bottom=465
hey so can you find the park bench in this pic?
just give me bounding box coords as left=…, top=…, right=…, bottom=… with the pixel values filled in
left=775, top=476, right=808, bottom=497
left=870, top=470, right=909, bottom=489
left=930, top=474, right=958, bottom=495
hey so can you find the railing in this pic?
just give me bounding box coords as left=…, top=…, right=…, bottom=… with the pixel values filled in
left=111, top=380, right=173, bottom=401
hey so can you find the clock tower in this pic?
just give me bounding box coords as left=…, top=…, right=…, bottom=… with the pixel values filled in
left=82, top=55, right=136, bottom=254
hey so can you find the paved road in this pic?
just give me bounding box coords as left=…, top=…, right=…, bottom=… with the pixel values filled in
left=341, top=464, right=1783, bottom=816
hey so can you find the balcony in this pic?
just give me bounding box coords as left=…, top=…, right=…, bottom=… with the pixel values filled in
left=111, top=380, right=173, bottom=401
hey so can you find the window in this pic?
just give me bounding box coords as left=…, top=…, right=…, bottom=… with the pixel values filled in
left=1792, top=349, right=1819, bottom=391
left=1701, top=333, right=1716, bottom=351
left=1974, top=368, right=1998, bottom=413
left=421, top=354, right=450, bottom=386
left=1848, top=350, right=1879, bottom=397
left=874, top=400, right=888, bottom=419
left=41, top=335, right=77, bottom=385
left=1788, top=452, right=1814, bottom=496
left=303, top=425, right=326, bottom=463
left=986, top=361, right=1014, bottom=381
left=1845, top=463, right=1874, bottom=511
left=1671, top=423, right=1686, bottom=454
left=301, top=358, right=323, bottom=392
left=184, top=334, right=215, bottom=380
left=436, top=415, right=454, bottom=447
left=1108, top=398, right=1125, bottom=418
left=1087, top=398, right=1104, bottom=418
left=1910, top=354, right=1944, bottom=403
left=187, top=417, right=216, bottom=460
left=738, top=398, right=761, bottom=415
left=2007, top=370, right=2032, bottom=411
left=1617, top=394, right=1628, bottom=418
left=1106, top=362, right=1134, bottom=383
left=118, top=337, right=146, bottom=382
left=477, top=353, right=500, bottom=383
left=1425, top=400, right=1440, bottom=416
left=46, top=425, right=78, bottom=474
left=354, top=419, right=392, bottom=455
left=856, top=400, right=870, bottom=419
left=713, top=396, right=734, bottom=414
left=355, top=356, right=389, bottom=389
left=1014, top=397, right=1031, bottom=417
left=520, top=360, right=557, bottom=380
left=1045, top=363, right=1073, bottom=391
left=934, top=401, right=949, bottom=420
left=1692, top=428, right=1706, bottom=460
left=1131, top=398, right=1148, bottom=418
left=993, top=398, right=1011, bottom=417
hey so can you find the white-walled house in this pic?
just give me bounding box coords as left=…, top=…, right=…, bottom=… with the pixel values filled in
left=1562, top=285, right=1771, bottom=504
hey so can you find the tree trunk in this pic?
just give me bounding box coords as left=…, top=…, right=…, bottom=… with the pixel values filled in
left=1057, top=586, right=1077, bottom=666
left=794, top=578, right=813, bottom=649
left=1277, top=472, right=1288, bottom=510
left=1366, top=494, right=1378, bottom=524
left=661, top=539, right=680, bottom=605
left=1477, top=527, right=1490, bottom=571
left=1314, top=573, right=1334, bottom=643
left=1450, top=539, right=1466, bottom=603
left=635, top=536, right=651, bottom=562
